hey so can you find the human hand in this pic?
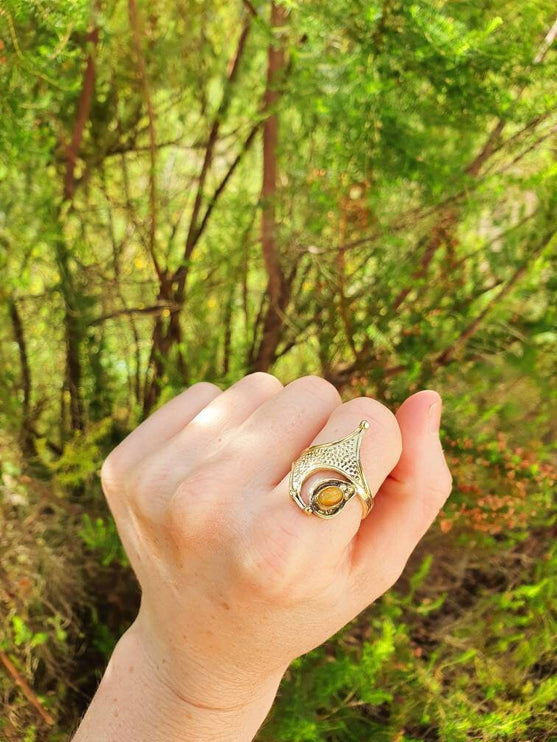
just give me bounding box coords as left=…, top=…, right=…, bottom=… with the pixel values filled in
left=75, top=374, right=452, bottom=741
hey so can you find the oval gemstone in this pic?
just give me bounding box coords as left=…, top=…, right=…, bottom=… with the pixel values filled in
left=315, top=485, right=344, bottom=509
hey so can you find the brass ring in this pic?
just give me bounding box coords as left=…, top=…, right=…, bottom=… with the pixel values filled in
left=289, top=421, right=373, bottom=520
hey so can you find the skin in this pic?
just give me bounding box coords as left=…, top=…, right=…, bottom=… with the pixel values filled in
left=72, top=373, right=452, bottom=741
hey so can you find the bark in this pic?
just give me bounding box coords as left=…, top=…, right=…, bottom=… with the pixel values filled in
left=128, top=0, right=164, bottom=283
left=251, top=2, right=290, bottom=371
left=143, top=296, right=184, bottom=416
left=56, top=26, right=99, bottom=435
left=55, top=238, right=86, bottom=433
left=8, top=299, right=36, bottom=456
left=63, top=28, right=99, bottom=202
left=222, top=283, right=235, bottom=376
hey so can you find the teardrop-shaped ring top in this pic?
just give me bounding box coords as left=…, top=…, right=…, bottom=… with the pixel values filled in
left=289, top=420, right=373, bottom=520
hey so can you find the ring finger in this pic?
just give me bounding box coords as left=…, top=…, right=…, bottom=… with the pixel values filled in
left=236, top=397, right=403, bottom=593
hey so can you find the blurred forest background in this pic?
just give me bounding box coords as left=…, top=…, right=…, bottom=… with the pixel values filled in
left=0, top=1, right=555, bottom=740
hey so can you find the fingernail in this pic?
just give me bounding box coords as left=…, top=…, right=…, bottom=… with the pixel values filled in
left=427, top=400, right=442, bottom=433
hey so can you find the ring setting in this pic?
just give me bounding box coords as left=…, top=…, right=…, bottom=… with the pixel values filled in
left=289, top=420, right=373, bottom=520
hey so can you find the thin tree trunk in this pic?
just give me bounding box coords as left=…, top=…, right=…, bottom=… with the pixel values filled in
left=55, top=238, right=86, bottom=434
left=56, top=26, right=99, bottom=435
left=63, top=28, right=99, bottom=202
left=251, top=2, right=289, bottom=371
left=8, top=298, right=36, bottom=456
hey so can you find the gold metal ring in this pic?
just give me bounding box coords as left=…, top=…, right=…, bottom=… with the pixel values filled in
left=289, top=420, right=373, bottom=520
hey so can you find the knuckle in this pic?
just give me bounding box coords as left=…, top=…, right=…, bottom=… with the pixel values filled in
left=127, top=462, right=167, bottom=527
left=437, top=463, right=454, bottom=499
left=100, top=452, right=121, bottom=501
left=163, top=467, right=224, bottom=546
left=188, top=381, right=222, bottom=396
left=290, top=375, right=342, bottom=407
left=241, top=371, right=283, bottom=392
left=164, top=486, right=194, bottom=544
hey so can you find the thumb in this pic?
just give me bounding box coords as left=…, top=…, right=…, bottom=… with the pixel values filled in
left=348, top=390, right=453, bottom=606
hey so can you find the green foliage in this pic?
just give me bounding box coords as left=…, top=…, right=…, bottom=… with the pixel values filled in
left=11, top=615, right=48, bottom=649
left=260, top=540, right=556, bottom=741
left=78, top=513, right=128, bottom=567
left=0, top=0, right=555, bottom=738
left=40, top=418, right=112, bottom=487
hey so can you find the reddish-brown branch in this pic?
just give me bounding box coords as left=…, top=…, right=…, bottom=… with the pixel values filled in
left=242, top=0, right=258, bottom=18
left=193, top=121, right=261, bottom=261
left=384, top=23, right=556, bottom=319
left=491, top=127, right=557, bottom=177
left=91, top=302, right=179, bottom=325
left=260, top=3, right=287, bottom=309
left=465, top=120, right=506, bottom=178
left=337, top=195, right=358, bottom=359
left=392, top=207, right=459, bottom=311
left=466, top=17, right=556, bottom=178
left=63, top=27, right=99, bottom=202
left=252, top=2, right=289, bottom=371
left=142, top=14, right=257, bottom=412
left=0, top=650, right=54, bottom=727
left=485, top=112, right=552, bottom=162
left=180, top=17, right=252, bottom=285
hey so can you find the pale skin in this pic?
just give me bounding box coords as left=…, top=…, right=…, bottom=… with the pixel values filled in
left=72, top=373, right=453, bottom=741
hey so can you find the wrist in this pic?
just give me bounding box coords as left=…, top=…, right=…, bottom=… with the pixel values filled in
left=73, top=622, right=287, bottom=742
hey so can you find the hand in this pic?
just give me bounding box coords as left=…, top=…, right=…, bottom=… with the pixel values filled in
left=75, top=374, right=452, bottom=741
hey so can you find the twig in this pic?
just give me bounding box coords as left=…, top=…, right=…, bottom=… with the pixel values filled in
left=434, top=230, right=555, bottom=367
left=91, top=303, right=180, bottom=326
left=242, top=0, right=258, bottom=18
left=180, top=14, right=253, bottom=288
left=0, top=650, right=54, bottom=726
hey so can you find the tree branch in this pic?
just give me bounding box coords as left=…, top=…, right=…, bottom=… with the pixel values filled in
left=179, top=14, right=253, bottom=292
left=434, top=230, right=555, bottom=367
left=91, top=303, right=179, bottom=326
left=63, top=27, right=99, bottom=202
left=0, top=650, right=54, bottom=727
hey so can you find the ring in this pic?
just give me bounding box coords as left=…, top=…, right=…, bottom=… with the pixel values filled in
left=289, top=421, right=373, bottom=520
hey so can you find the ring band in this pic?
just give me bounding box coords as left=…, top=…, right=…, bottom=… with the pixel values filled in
left=289, top=420, right=373, bottom=520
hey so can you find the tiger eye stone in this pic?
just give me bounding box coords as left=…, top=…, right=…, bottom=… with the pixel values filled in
left=315, top=485, right=344, bottom=509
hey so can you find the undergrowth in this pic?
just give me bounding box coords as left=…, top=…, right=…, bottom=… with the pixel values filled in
left=0, top=416, right=555, bottom=741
